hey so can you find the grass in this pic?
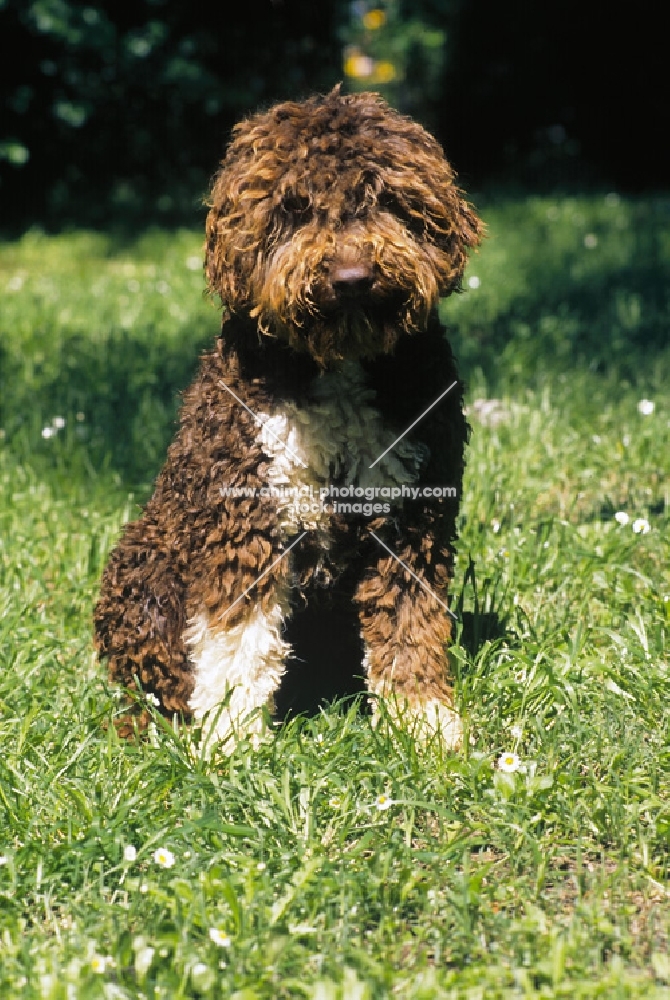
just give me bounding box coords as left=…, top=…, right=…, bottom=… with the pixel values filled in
left=0, top=195, right=669, bottom=998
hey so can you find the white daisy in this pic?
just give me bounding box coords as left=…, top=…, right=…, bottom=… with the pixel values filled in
left=614, top=511, right=629, bottom=525
left=90, top=955, right=111, bottom=974
left=153, top=847, right=175, bottom=868
left=209, top=928, right=232, bottom=947
left=497, top=752, right=521, bottom=773
left=632, top=518, right=650, bottom=535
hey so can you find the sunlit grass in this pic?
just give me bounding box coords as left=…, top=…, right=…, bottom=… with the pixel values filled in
left=0, top=198, right=669, bottom=997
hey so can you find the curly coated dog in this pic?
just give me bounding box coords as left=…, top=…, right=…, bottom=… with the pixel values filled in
left=94, top=88, right=483, bottom=749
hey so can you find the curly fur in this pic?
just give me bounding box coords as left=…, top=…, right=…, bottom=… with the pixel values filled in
left=94, top=88, right=483, bottom=748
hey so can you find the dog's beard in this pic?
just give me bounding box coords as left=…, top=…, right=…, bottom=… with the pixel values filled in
left=256, top=305, right=412, bottom=367
left=251, top=285, right=432, bottom=366
left=243, top=223, right=440, bottom=366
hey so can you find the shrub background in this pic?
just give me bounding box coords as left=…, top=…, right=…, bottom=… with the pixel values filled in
left=1, top=0, right=667, bottom=231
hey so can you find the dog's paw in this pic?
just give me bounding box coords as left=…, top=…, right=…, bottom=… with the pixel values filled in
left=412, top=698, right=463, bottom=750
left=196, top=705, right=274, bottom=758
left=373, top=696, right=463, bottom=751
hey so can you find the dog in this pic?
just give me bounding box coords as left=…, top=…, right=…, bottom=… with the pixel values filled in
left=94, top=88, right=483, bottom=749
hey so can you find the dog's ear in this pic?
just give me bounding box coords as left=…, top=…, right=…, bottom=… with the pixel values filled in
left=204, top=171, right=241, bottom=311
left=436, top=183, right=485, bottom=295
left=400, top=162, right=483, bottom=298
left=368, top=107, right=484, bottom=297
left=454, top=192, right=485, bottom=255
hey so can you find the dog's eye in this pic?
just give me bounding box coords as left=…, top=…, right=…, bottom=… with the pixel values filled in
left=378, top=192, right=427, bottom=236
left=281, top=194, right=311, bottom=217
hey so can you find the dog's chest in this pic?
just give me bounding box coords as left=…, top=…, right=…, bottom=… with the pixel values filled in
left=256, top=363, right=427, bottom=532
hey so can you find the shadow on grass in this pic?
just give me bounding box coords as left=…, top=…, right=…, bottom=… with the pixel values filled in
left=447, top=195, right=670, bottom=390
left=454, top=557, right=509, bottom=659
left=274, top=556, right=507, bottom=722
left=0, top=326, right=214, bottom=487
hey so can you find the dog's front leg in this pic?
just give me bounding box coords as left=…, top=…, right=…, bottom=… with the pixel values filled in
left=354, top=522, right=462, bottom=749
left=179, top=494, right=297, bottom=750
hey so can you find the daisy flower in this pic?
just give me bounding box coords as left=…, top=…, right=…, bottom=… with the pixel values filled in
left=135, top=944, right=155, bottom=977
left=632, top=518, right=650, bottom=534
left=209, top=928, right=232, bottom=947
left=90, top=955, right=111, bottom=974
left=153, top=847, right=175, bottom=868
left=497, top=752, right=521, bottom=773
left=123, top=845, right=137, bottom=862
left=637, top=399, right=655, bottom=415
left=614, top=511, right=629, bottom=525
left=374, top=793, right=394, bottom=811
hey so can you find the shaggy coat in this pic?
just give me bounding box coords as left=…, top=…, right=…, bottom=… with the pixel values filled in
left=94, top=89, right=483, bottom=748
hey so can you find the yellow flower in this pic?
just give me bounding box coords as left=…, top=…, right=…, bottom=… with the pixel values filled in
left=372, top=61, right=396, bottom=84
left=363, top=9, right=386, bottom=30
left=344, top=51, right=375, bottom=79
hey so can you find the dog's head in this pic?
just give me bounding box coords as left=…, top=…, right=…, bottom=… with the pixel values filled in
left=206, top=89, right=483, bottom=366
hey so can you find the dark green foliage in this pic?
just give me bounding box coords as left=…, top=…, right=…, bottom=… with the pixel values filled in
left=0, top=0, right=344, bottom=230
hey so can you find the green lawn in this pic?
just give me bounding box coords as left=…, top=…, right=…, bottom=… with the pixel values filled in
left=0, top=197, right=669, bottom=998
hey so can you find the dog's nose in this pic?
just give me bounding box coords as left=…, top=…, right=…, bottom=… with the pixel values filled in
left=331, top=265, right=373, bottom=295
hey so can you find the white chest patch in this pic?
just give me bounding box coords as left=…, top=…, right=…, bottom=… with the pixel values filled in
left=256, top=362, right=427, bottom=532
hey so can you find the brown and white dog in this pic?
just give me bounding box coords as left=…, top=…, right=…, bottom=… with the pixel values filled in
left=94, top=88, right=483, bottom=749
